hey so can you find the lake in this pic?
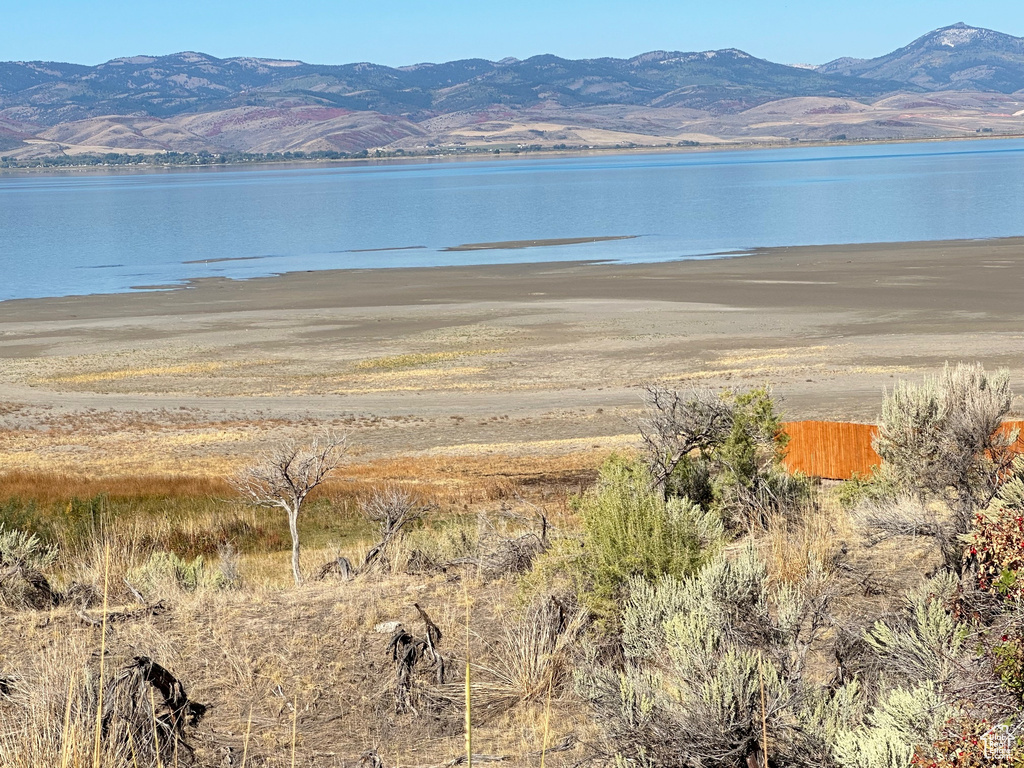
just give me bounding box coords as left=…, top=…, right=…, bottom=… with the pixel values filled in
left=2, top=138, right=1024, bottom=301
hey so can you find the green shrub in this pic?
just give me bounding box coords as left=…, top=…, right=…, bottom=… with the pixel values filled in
left=833, top=683, right=952, bottom=768
left=864, top=572, right=968, bottom=686
left=0, top=524, right=59, bottom=609
left=874, top=363, right=1014, bottom=541
left=967, top=470, right=1024, bottom=600
left=128, top=550, right=224, bottom=596
left=993, top=635, right=1024, bottom=703
left=716, top=387, right=788, bottom=487
left=583, top=545, right=844, bottom=767
left=0, top=524, right=58, bottom=572
left=836, top=471, right=891, bottom=510
left=665, top=454, right=714, bottom=509
left=576, top=457, right=707, bottom=619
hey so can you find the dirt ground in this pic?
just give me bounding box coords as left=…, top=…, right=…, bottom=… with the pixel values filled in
left=0, top=237, right=1022, bottom=476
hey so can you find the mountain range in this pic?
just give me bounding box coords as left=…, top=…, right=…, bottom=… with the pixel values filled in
left=3, top=22, right=1024, bottom=159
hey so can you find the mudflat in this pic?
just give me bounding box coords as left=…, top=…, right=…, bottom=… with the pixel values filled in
left=0, top=237, right=1021, bottom=476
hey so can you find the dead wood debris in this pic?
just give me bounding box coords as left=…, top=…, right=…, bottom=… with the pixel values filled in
left=76, top=600, right=169, bottom=627
left=385, top=601, right=447, bottom=714
left=316, top=556, right=355, bottom=581
left=103, top=655, right=208, bottom=766
left=0, top=563, right=57, bottom=610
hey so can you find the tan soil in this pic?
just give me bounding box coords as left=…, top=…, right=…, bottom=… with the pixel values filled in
left=0, top=237, right=1021, bottom=476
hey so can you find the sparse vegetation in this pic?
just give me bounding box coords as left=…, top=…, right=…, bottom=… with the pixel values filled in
left=2, top=367, right=1024, bottom=765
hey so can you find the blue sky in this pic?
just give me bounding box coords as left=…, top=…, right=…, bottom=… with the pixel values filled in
left=5, top=1, right=1024, bottom=66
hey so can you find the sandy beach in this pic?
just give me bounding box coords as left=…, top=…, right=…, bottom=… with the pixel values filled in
left=0, top=237, right=1021, bottom=476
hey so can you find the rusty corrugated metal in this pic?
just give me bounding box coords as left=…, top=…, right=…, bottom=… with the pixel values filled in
left=780, top=420, right=1024, bottom=481
left=781, top=421, right=880, bottom=480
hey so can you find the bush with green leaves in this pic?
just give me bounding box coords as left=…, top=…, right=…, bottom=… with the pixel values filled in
left=0, top=524, right=59, bottom=609
left=586, top=547, right=1010, bottom=767
left=966, top=469, right=1024, bottom=600
left=641, top=385, right=809, bottom=528
left=0, top=524, right=58, bottom=572
left=833, top=682, right=953, bottom=768
left=574, top=457, right=712, bottom=620
left=864, top=573, right=969, bottom=686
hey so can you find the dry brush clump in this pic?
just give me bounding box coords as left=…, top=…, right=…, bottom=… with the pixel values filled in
left=360, top=485, right=433, bottom=574
left=459, top=597, right=586, bottom=722
left=639, top=384, right=811, bottom=530
left=872, top=362, right=1017, bottom=569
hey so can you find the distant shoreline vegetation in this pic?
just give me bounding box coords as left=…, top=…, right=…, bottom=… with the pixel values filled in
left=3, top=134, right=1022, bottom=172
left=0, top=142, right=707, bottom=170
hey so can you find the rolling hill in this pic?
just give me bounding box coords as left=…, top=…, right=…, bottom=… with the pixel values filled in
left=2, top=23, right=1024, bottom=160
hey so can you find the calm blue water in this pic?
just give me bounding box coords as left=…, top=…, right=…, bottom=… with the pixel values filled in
left=2, top=138, right=1024, bottom=301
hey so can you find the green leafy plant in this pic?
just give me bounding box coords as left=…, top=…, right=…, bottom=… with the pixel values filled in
left=575, top=457, right=708, bottom=620
left=128, top=550, right=223, bottom=596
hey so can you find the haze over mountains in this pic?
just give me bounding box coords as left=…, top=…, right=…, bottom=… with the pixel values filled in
left=4, top=22, right=1024, bottom=159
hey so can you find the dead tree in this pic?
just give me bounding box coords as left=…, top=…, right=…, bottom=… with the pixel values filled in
left=232, top=431, right=347, bottom=585
left=387, top=625, right=430, bottom=713
left=361, top=486, right=431, bottom=572
left=638, top=384, right=735, bottom=494
left=386, top=602, right=447, bottom=713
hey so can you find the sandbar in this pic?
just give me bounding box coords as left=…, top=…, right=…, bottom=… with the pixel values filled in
left=443, top=235, right=636, bottom=251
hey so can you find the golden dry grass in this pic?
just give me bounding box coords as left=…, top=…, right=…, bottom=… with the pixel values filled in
left=0, top=549, right=583, bottom=767
left=353, top=349, right=504, bottom=371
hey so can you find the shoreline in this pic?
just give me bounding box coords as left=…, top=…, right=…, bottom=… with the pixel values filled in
left=0, top=234, right=1021, bottom=309
left=3, top=132, right=1023, bottom=179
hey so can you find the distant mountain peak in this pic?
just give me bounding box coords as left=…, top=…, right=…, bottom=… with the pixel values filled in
left=5, top=22, right=1024, bottom=160
left=818, top=22, right=1024, bottom=91
left=909, top=22, right=1024, bottom=51
left=935, top=23, right=983, bottom=47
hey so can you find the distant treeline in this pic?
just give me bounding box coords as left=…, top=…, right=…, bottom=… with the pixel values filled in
left=1, top=149, right=362, bottom=169
left=0, top=141, right=705, bottom=170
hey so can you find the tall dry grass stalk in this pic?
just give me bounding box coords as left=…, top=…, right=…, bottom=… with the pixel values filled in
left=540, top=668, right=553, bottom=768
left=464, top=583, right=473, bottom=768
left=759, top=654, right=769, bottom=768
left=763, top=499, right=849, bottom=585
left=290, top=695, right=298, bottom=768
left=93, top=541, right=110, bottom=768
left=241, top=705, right=253, bottom=768
left=60, top=670, right=75, bottom=768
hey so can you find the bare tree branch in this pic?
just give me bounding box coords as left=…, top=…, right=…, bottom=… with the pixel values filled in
left=637, top=384, right=735, bottom=493
left=232, top=431, right=347, bottom=585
